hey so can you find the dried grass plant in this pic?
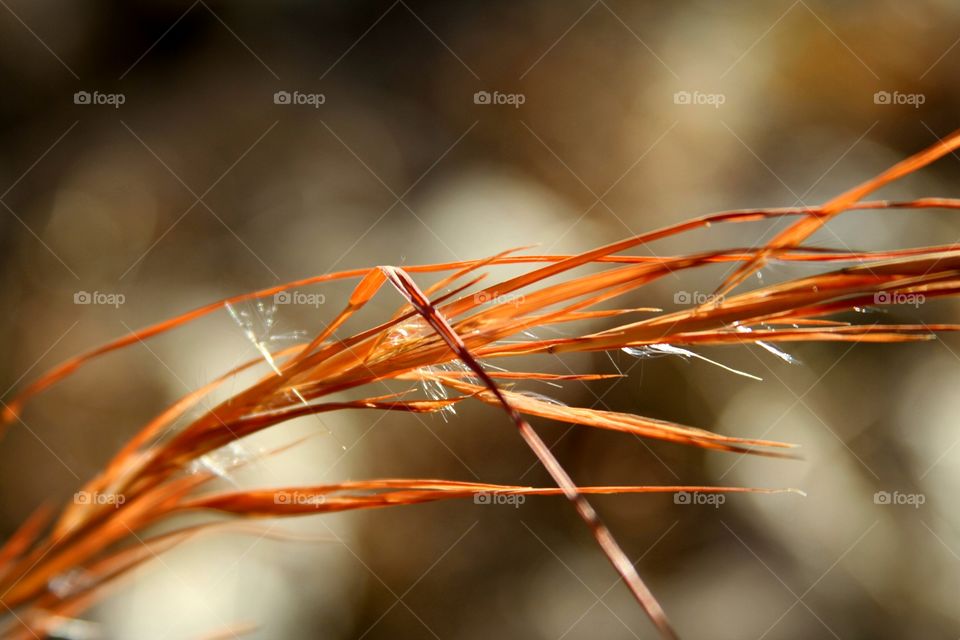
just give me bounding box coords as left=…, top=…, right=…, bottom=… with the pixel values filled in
left=2, top=130, right=960, bottom=639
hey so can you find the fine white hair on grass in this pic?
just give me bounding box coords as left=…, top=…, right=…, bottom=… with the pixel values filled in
left=623, top=344, right=763, bottom=381
left=735, top=325, right=801, bottom=365
left=225, top=301, right=346, bottom=450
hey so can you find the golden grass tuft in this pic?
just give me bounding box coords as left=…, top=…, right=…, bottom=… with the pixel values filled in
left=2, top=130, right=960, bottom=638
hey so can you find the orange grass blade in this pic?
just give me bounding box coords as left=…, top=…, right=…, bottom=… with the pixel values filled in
left=430, top=373, right=797, bottom=456
left=183, top=479, right=801, bottom=516
left=714, top=129, right=960, bottom=296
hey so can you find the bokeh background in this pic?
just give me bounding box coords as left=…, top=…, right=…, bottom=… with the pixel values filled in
left=2, top=1, right=960, bottom=638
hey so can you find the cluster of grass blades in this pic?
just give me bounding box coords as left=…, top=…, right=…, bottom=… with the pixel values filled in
left=2, top=129, right=960, bottom=639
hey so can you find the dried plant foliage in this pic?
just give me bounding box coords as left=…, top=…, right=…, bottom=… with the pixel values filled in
left=2, top=131, right=960, bottom=639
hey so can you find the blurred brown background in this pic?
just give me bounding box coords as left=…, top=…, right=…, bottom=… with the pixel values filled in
left=2, top=1, right=960, bottom=638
